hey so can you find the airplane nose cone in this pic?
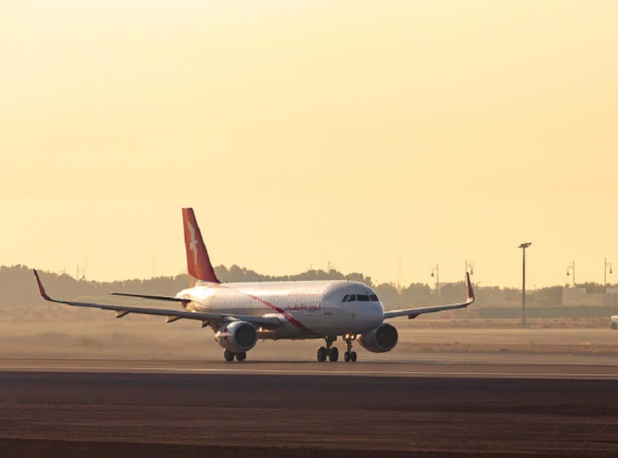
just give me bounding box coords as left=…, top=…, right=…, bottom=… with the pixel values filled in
left=375, top=301, right=385, bottom=320
left=363, top=301, right=384, bottom=330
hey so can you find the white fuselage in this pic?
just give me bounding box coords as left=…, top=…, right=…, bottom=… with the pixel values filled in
left=176, top=280, right=384, bottom=339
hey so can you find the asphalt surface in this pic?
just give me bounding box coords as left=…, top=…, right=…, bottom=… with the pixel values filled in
left=1, top=361, right=618, bottom=457
left=2, top=357, right=618, bottom=379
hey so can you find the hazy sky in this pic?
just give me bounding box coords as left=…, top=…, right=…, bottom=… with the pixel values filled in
left=2, top=1, right=617, bottom=289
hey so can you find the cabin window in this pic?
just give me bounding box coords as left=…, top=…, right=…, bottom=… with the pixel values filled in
left=342, top=295, right=349, bottom=302
left=357, top=294, right=370, bottom=302
left=370, top=294, right=379, bottom=302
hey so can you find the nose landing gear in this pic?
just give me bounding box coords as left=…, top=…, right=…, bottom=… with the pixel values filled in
left=317, top=336, right=339, bottom=362
left=343, top=334, right=357, bottom=363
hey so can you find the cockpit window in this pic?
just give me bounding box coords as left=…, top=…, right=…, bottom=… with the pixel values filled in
left=344, top=294, right=378, bottom=302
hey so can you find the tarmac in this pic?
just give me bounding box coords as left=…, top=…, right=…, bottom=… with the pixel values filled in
left=2, top=357, right=618, bottom=457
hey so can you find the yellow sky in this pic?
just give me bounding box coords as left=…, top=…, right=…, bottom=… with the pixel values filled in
left=1, top=1, right=617, bottom=288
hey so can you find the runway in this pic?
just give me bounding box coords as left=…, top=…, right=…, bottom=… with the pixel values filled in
left=2, top=357, right=618, bottom=379
left=2, top=359, right=618, bottom=457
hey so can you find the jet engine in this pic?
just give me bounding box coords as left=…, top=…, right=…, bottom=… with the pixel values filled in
left=358, top=323, right=398, bottom=353
left=215, top=321, right=258, bottom=353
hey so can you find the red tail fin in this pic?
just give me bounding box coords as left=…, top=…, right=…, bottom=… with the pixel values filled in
left=182, top=208, right=219, bottom=283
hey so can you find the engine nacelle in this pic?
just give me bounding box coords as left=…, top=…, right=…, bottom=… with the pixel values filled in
left=215, top=321, right=258, bottom=353
left=358, top=323, right=398, bottom=353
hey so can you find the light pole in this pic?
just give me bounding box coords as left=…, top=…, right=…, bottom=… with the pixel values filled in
left=605, top=258, right=613, bottom=289
left=518, top=243, right=531, bottom=329
left=566, top=262, right=575, bottom=287
left=465, top=260, right=474, bottom=276
left=430, top=263, right=439, bottom=295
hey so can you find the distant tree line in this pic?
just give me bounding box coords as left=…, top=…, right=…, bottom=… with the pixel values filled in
left=0, top=264, right=613, bottom=310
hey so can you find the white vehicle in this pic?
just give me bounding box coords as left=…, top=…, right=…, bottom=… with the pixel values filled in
left=611, top=316, right=618, bottom=330
left=34, top=208, right=475, bottom=362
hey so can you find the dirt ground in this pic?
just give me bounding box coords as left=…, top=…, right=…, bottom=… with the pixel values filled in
left=1, top=315, right=617, bottom=361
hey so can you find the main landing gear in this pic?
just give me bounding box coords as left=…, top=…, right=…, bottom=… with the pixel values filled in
left=316, top=335, right=358, bottom=362
left=317, top=336, right=338, bottom=362
left=224, top=349, right=246, bottom=362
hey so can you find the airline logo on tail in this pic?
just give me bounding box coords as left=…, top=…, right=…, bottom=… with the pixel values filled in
left=188, top=222, right=199, bottom=266
left=182, top=208, right=220, bottom=283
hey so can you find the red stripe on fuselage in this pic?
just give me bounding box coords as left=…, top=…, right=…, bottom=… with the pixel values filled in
left=245, top=293, right=313, bottom=334
left=213, top=284, right=313, bottom=334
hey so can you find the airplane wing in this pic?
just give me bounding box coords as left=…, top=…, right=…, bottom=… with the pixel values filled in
left=33, top=270, right=281, bottom=329
left=383, top=272, right=475, bottom=320
left=111, top=292, right=192, bottom=303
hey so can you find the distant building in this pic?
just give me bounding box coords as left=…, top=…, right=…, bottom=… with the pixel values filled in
left=562, top=287, right=618, bottom=307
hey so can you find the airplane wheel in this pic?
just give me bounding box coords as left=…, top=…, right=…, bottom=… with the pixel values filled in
left=344, top=351, right=350, bottom=362
left=328, top=347, right=339, bottom=362
left=236, top=352, right=246, bottom=362
left=224, top=350, right=235, bottom=362
left=350, top=351, right=357, bottom=362
left=317, top=347, right=327, bottom=362
left=611, top=323, right=618, bottom=330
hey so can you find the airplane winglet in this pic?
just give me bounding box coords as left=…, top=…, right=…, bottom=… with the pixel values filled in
left=33, top=269, right=53, bottom=302
left=465, top=272, right=475, bottom=304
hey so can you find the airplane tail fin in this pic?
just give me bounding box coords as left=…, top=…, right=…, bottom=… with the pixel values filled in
left=182, top=208, right=220, bottom=283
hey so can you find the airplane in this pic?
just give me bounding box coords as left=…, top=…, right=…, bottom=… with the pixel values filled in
left=33, top=208, right=475, bottom=362
left=611, top=316, right=618, bottom=330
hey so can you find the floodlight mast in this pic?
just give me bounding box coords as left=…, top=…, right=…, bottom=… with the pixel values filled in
left=518, top=243, right=532, bottom=329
